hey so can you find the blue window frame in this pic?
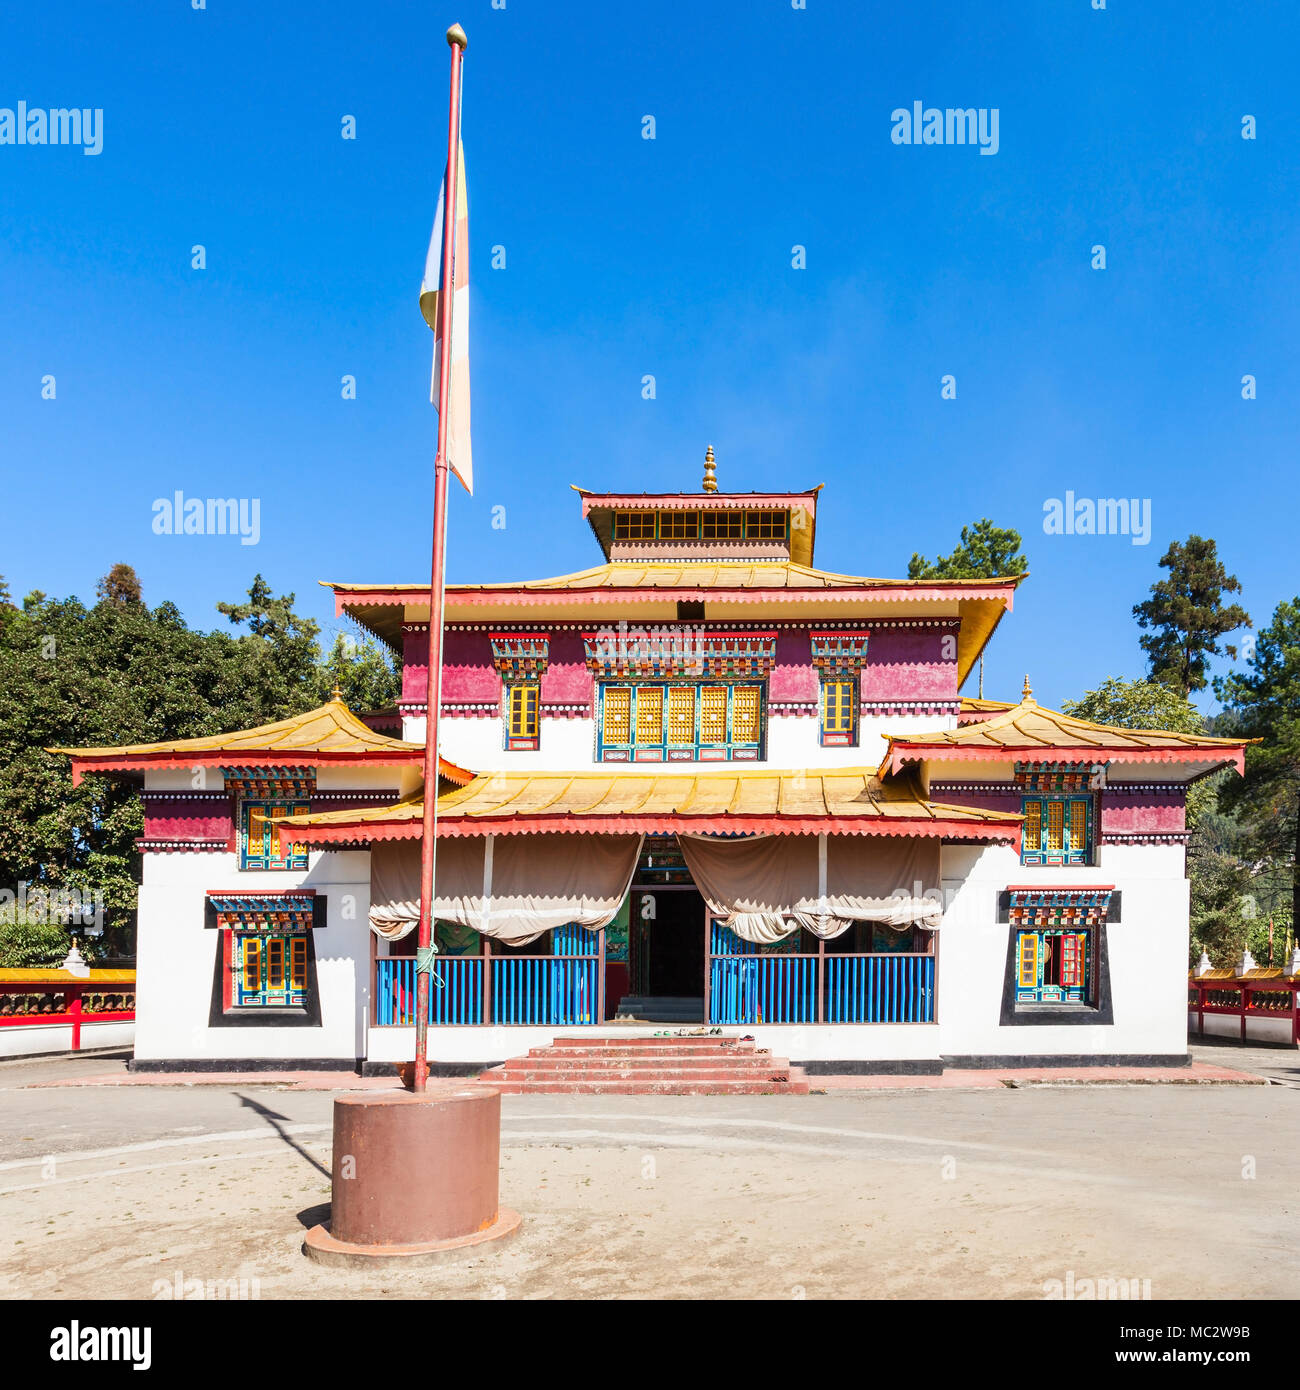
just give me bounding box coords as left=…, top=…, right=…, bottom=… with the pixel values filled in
left=596, top=681, right=764, bottom=762
left=1020, top=794, right=1092, bottom=867
left=819, top=676, right=858, bottom=747
left=1015, top=929, right=1091, bottom=1004
left=236, top=932, right=308, bottom=1006
left=239, top=800, right=309, bottom=871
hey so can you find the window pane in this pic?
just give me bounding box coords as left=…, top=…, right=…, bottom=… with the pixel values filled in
left=636, top=687, right=664, bottom=743
left=1069, top=799, right=1088, bottom=855
left=745, top=510, right=787, bottom=539
left=603, top=687, right=631, bottom=744
left=247, top=805, right=266, bottom=856
left=242, top=937, right=261, bottom=993
left=614, top=510, right=655, bottom=540
left=667, top=686, right=695, bottom=743
left=1045, top=800, right=1065, bottom=854
left=660, top=511, right=699, bottom=539
left=700, top=686, right=728, bottom=742
left=1060, top=933, right=1084, bottom=987
left=823, top=679, right=853, bottom=733
left=510, top=683, right=539, bottom=737
left=1017, top=933, right=1037, bottom=988
left=700, top=511, right=743, bottom=539
left=267, top=938, right=284, bottom=990
left=732, top=686, right=761, bottom=742
left=1023, top=800, right=1042, bottom=852
left=290, top=938, right=307, bottom=990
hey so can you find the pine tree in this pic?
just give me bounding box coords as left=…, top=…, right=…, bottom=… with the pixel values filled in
left=909, top=519, right=1027, bottom=695
left=1215, top=597, right=1300, bottom=941
left=1133, top=536, right=1250, bottom=695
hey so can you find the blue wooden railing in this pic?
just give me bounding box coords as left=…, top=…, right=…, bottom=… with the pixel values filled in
left=491, top=955, right=599, bottom=1025
left=708, top=922, right=935, bottom=1025
left=373, top=926, right=600, bottom=1026
left=374, top=956, right=484, bottom=1026
left=374, top=928, right=935, bottom=1027
left=824, top=954, right=935, bottom=1023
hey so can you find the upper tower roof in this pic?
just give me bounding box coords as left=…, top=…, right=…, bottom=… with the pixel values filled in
left=572, top=447, right=822, bottom=567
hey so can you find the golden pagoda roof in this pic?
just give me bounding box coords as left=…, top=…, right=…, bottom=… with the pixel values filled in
left=53, top=695, right=471, bottom=785
left=332, top=560, right=1020, bottom=597
left=279, top=767, right=1025, bottom=843
left=882, top=687, right=1252, bottom=776
left=328, top=565, right=1024, bottom=686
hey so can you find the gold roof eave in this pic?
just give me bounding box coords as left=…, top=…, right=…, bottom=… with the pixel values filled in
left=279, top=767, right=1026, bottom=842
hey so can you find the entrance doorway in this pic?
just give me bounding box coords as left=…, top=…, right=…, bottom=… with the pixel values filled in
left=630, top=887, right=706, bottom=1000
left=617, top=836, right=706, bottom=1022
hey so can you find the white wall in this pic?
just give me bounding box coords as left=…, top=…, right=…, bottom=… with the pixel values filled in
left=134, top=848, right=373, bottom=1063
left=936, top=842, right=1190, bottom=1059
left=0, top=1021, right=135, bottom=1058
left=366, top=1022, right=940, bottom=1065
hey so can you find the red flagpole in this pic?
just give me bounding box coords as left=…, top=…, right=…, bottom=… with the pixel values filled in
left=414, top=21, right=468, bottom=1094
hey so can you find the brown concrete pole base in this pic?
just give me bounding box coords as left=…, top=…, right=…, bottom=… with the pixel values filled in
left=303, top=1207, right=522, bottom=1268
left=302, top=1084, right=520, bottom=1264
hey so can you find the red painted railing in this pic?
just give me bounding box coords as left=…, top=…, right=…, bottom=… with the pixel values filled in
left=1187, top=973, right=1299, bottom=1045
left=0, top=969, right=136, bottom=1051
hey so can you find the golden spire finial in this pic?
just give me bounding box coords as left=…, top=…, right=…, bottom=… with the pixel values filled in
left=331, top=681, right=345, bottom=703
left=702, top=444, right=717, bottom=493
left=1021, top=674, right=1034, bottom=702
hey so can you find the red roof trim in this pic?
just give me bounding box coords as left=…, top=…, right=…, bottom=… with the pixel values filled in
left=881, top=743, right=1246, bottom=777
left=580, top=493, right=819, bottom=516
left=67, top=749, right=440, bottom=788
left=337, top=582, right=1019, bottom=613
left=290, top=814, right=1022, bottom=846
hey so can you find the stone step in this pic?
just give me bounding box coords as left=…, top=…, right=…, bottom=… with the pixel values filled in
left=531, top=1044, right=761, bottom=1060
left=479, top=1076, right=811, bottom=1096
left=542, top=1035, right=752, bottom=1049
left=486, top=1066, right=798, bottom=1085
left=503, top=1056, right=789, bottom=1078
left=614, top=997, right=704, bottom=1009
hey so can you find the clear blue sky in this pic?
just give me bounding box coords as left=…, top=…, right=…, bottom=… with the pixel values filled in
left=3, top=1, right=1296, bottom=712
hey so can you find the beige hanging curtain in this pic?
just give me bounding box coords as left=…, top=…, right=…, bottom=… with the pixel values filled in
left=677, top=833, right=942, bottom=944
left=368, top=835, right=643, bottom=946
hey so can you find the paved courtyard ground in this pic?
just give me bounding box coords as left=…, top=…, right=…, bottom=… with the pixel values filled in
left=1, top=1040, right=1297, bottom=1300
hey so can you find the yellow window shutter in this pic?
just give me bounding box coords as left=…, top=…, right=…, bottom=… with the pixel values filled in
left=603, top=687, right=631, bottom=744
left=667, top=686, right=695, bottom=743
left=1017, top=933, right=1038, bottom=988
left=732, top=686, right=761, bottom=742
left=636, top=687, right=664, bottom=743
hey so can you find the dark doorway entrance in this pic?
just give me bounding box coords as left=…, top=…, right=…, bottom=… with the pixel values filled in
left=622, top=887, right=705, bottom=1021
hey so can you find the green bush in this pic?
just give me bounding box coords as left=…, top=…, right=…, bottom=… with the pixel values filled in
left=0, top=918, right=85, bottom=968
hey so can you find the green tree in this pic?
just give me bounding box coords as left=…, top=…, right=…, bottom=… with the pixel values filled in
left=0, top=571, right=370, bottom=958
left=216, top=574, right=323, bottom=718
left=1133, top=535, right=1249, bottom=695
left=315, top=633, right=400, bottom=713
left=95, top=562, right=142, bottom=607
left=1061, top=676, right=1204, bottom=734
left=0, top=918, right=93, bottom=968
left=1214, top=597, right=1300, bottom=941
left=908, top=518, right=1029, bottom=583
left=909, top=519, right=1028, bottom=697
left=1062, top=677, right=1221, bottom=832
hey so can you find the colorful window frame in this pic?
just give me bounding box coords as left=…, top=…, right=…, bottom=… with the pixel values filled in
left=597, top=681, right=765, bottom=762
left=239, top=800, right=309, bottom=871
left=235, top=932, right=309, bottom=1006
left=1020, top=794, right=1092, bottom=866
left=1014, top=929, right=1091, bottom=1004
left=504, top=680, right=540, bottom=751
left=819, top=676, right=858, bottom=747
